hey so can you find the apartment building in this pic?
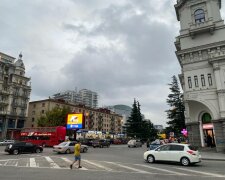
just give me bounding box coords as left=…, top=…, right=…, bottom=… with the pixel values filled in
left=26, top=98, right=122, bottom=135
left=0, top=52, right=31, bottom=139
left=52, top=89, right=98, bottom=108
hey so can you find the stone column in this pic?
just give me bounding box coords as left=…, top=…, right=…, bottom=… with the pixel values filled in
left=213, top=63, right=225, bottom=117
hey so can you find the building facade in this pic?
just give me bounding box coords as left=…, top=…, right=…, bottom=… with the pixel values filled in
left=26, top=99, right=122, bottom=136
left=105, top=104, right=132, bottom=133
left=0, top=52, right=31, bottom=139
left=174, top=0, right=225, bottom=151
left=52, top=89, right=98, bottom=108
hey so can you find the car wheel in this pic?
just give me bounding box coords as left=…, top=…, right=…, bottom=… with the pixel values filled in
left=66, top=149, right=71, bottom=154
left=147, top=155, right=155, bottom=163
left=83, top=147, right=87, bottom=153
left=36, top=148, right=41, bottom=153
left=13, top=149, right=19, bottom=155
left=181, top=157, right=190, bottom=166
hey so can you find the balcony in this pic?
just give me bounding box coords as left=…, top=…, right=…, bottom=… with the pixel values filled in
left=13, top=92, right=19, bottom=96
left=0, top=99, right=9, bottom=106
left=10, top=112, right=17, bottom=116
left=11, top=102, right=19, bottom=107
left=189, top=19, right=215, bottom=38
left=0, top=111, right=8, bottom=115
left=18, top=113, right=26, bottom=117
left=0, top=89, right=10, bottom=95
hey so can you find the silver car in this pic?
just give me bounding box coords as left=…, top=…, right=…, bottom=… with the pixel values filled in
left=0, top=140, right=15, bottom=146
left=53, top=141, right=88, bottom=154
left=127, top=139, right=142, bottom=148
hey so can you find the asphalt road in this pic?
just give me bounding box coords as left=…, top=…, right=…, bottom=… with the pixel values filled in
left=0, top=145, right=225, bottom=180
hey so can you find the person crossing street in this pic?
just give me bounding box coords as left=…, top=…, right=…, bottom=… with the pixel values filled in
left=70, top=140, right=82, bottom=169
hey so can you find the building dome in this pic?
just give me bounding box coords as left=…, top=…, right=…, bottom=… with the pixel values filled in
left=14, top=53, right=25, bottom=70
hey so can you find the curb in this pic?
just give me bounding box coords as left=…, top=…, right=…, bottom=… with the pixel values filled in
left=201, top=158, right=225, bottom=161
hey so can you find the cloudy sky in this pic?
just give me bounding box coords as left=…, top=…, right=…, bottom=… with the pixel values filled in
left=0, top=0, right=224, bottom=127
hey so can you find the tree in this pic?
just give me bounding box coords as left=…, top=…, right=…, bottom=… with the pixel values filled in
left=37, top=106, right=71, bottom=127
left=124, top=99, right=157, bottom=140
left=166, top=75, right=185, bottom=136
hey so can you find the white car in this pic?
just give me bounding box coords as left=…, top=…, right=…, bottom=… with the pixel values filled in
left=128, top=139, right=142, bottom=148
left=53, top=141, right=88, bottom=154
left=143, top=143, right=201, bottom=166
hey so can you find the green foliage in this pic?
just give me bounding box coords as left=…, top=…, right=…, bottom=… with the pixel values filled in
left=37, top=106, right=71, bottom=127
left=166, top=75, right=185, bottom=136
left=124, top=99, right=157, bottom=140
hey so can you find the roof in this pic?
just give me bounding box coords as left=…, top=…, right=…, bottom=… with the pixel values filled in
left=175, top=0, right=221, bottom=21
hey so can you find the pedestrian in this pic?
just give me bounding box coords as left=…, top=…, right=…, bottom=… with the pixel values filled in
left=70, top=140, right=82, bottom=169
left=206, top=134, right=213, bottom=148
left=146, top=139, right=150, bottom=149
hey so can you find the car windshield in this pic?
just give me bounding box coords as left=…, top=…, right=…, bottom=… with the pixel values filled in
left=58, top=142, right=68, bottom=146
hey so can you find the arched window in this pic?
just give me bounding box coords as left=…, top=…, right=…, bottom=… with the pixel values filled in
left=194, top=9, right=205, bottom=23
left=202, top=113, right=211, bottom=124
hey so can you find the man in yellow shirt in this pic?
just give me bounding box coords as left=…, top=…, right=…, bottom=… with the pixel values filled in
left=70, top=140, right=82, bottom=169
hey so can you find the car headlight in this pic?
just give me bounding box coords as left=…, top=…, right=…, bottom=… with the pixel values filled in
left=9, top=144, right=12, bottom=149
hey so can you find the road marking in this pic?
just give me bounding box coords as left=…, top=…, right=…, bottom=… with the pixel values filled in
left=45, top=156, right=60, bottom=169
left=105, top=161, right=152, bottom=174
left=30, top=158, right=37, bottom=167
left=60, top=157, right=88, bottom=170
left=175, top=167, right=225, bottom=178
left=82, top=160, right=113, bottom=171
left=136, top=164, right=188, bottom=176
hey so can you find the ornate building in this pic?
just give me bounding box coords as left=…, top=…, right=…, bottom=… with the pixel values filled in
left=174, top=0, right=225, bottom=152
left=0, top=52, right=31, bottom=139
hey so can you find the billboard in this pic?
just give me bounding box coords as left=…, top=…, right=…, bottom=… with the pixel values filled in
left=66, top=113, right=85, bottom=130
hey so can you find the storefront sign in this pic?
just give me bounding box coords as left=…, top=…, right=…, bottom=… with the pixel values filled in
left=203, top=123, right=213, bottom=129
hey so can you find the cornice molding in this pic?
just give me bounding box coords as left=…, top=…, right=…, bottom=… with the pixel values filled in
left=176, top=40, right=225, bottom=55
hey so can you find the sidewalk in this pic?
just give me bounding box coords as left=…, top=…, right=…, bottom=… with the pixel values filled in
left=199, top=148, right=225, bottom=161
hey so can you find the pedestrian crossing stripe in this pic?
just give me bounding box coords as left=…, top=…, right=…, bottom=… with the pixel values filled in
left=0, top=156, right=225, bottom=178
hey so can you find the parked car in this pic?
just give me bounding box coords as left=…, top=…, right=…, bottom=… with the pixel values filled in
left=92, top=139, right=110, bottom=148
left=127, top=139, right=142, bottom=148
left=5, top=142, right=43, bottom=155
left=113, top=139, right=122, bottom=144
left=0, top=140, right=15, bottom=146
left=144, top=143, right=201, bottom=166
left=53, top=141, right=88, bottom=154
left=79, top=139, right=94, bottom=146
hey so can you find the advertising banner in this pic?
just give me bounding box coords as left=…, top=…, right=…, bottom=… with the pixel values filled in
left=66, top=113, right=85, bottom=130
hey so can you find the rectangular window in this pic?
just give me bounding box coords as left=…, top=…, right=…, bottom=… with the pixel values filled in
left=188, top=77, right=192, bottom=88
left=42, top=103, right=45, bottom=107
left=201, top=74, right=205, bottom=86
left=42, top=110, right=45, bottom=114
left=194, top=76, right=199, bottom=87
left=208, top=74, right=213, bottom=86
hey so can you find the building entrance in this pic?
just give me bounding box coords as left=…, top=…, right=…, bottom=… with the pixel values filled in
left=202, top=113, right=215, bottom=147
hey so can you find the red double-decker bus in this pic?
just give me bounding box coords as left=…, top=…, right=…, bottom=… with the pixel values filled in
left=20, top=126, right=66, bottom=147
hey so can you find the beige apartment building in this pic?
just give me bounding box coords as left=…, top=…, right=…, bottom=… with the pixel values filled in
left=26, top=99, right=123, bottom=137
